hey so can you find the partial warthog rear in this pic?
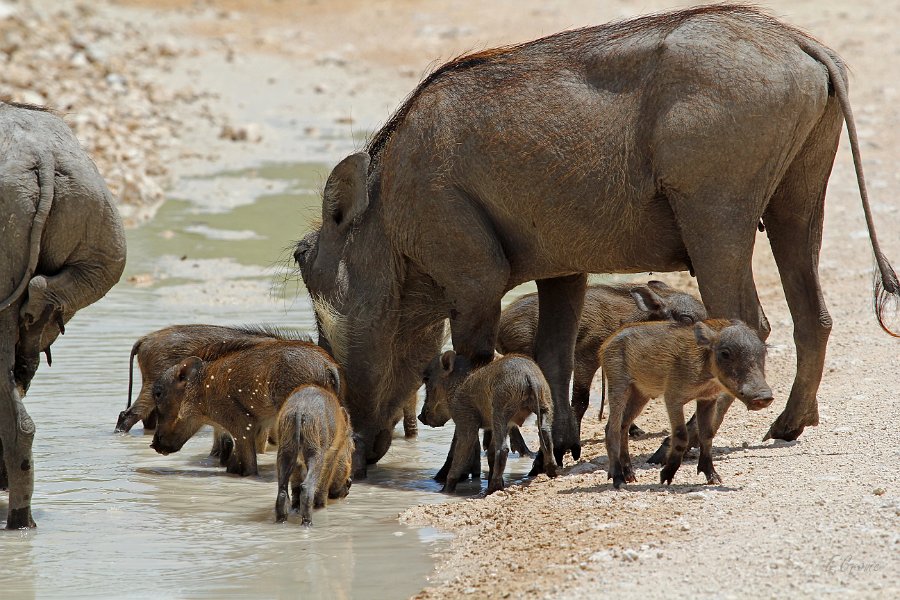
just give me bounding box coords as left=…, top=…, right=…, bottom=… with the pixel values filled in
left=275, top=385, right=354, bottom=525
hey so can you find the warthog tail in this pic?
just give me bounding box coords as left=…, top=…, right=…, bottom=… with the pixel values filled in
left=798, top=38, right=900, bottom=336
left=0, top=158, right=54, bottom=313
left=126, top=339, right=142, bottom=409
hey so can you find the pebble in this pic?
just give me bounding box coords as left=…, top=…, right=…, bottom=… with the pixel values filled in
left=219, top=123, right=263, bottom=142
left=0, top=2, right=211, bottom=221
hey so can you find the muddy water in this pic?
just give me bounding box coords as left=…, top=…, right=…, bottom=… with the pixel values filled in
left=0, top=163, right=542, bottom=600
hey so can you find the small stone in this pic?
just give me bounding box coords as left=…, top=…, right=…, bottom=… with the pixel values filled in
left=219, top=123, right=262, bottom=142
left=622, top=549, right=640, bottom=562
left=873, top=487, right=886, bottom=496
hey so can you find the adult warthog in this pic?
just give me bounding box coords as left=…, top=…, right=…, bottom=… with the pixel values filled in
left=295, top=5, right=898, bottom=477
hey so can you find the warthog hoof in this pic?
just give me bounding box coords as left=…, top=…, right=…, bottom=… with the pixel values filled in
left=647, top=437, right=670, bottom=465
left=433, top=465, right=448, bottom=483
left=6, top=507, right=36, bottom=530
left=659, top=464, right=679, bottom=486
left=528, top=451, right=545, bottom=477
left=544, top=462, right=558, bottom=479
left=628, top=423, right=645, bottom=438
left=553, top=446, right=566, bottom=467
left=701, top=468, right=723, bottom=485
left=509, top=428, right=534, bottom=458
left=763, top=410, right=816, bottom=442
left=275, top=490, right=290, bottom=523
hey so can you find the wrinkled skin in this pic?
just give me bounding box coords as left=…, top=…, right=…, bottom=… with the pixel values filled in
left=602, top=320, right=773, bottom=488
left=296, top=6, right=899, bottom=479
left=1, top=102, right=126, bottom=529
left=275, top=385, right=354, bottom=525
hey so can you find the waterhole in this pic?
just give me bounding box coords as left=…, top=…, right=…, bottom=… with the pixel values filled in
left=0, top=162, right=542, bottom=599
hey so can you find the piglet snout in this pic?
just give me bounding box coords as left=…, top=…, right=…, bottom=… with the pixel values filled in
left=745, top=393, right=774, bottom=411
left=149, top=434, right=169, bottom=455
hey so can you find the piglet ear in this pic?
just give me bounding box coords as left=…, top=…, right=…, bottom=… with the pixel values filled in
left=176, top=356, right=203, bottom=385
left=646, top=280, right=674, bottom=294
left=440, top=350, right=457, bottom=374
left=327, top=366, right=341, bottom=397
left=693, top=322, right=714, bottom=348
left=630, top=286, right=664, bottom=313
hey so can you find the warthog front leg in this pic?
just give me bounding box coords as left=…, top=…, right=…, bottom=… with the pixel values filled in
left=1, top=369, right=36, bottom=528
left=695, top=398, right=722, bottom=484
left=660, top=401, right=689, bottom=486
left=534, top=273, right=586, bottom=468
left=402, top=393, right=418, bottom=438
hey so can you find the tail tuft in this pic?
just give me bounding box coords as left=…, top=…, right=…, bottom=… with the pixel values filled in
left=873, top=257, right=900, bottom=337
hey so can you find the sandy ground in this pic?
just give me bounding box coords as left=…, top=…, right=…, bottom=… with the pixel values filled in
left=5, top=0, right=898, bottom=597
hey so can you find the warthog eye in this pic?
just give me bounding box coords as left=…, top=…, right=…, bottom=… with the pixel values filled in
left=718, top=348, right=732, bottom=361
left=678, top=314, right=696, bottom=325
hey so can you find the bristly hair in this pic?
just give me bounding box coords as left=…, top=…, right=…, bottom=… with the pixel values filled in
left=1, top=100, right=55, bottom=113
left=365, top=45, right=514, bottom=164
left=229, top=324, right=313, bottom=341
left=192, top=327, right=313, bottom=361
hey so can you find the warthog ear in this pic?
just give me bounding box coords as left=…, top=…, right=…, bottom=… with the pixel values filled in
left=323, top=152, right=370, bottom=234
left=630, top=286, right=664, bottom=313
left=693, top=322, right=715, bottom=348
left=440, top=350, right=457, bottom=374
left=176, top=356, right=203, bottom=386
